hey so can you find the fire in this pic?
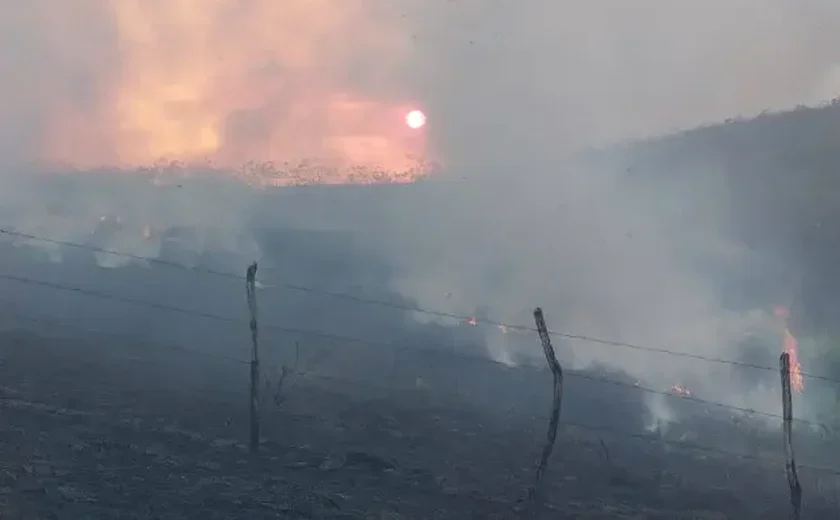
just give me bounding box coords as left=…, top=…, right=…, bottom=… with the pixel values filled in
left=26, top=1, right=435, bottom=184
left=774, top=305, right=804, bottom=393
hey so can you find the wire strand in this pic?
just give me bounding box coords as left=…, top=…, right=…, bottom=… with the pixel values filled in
left=0, top=227, right=826, bottom=384
left=0, top=285, right=832, bottom=431
left=0, top=304, right=248, bottom=365
left=272, top=366, right=840, bottom=477
left=1, top=264, right=837, bottom=391
left=2, top=296, right=839, bottom=477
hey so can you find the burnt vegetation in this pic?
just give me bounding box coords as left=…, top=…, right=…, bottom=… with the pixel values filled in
left=4, top=103, right=840, bottom=517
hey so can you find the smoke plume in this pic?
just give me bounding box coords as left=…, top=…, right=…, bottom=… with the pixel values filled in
left=2, top=0, right=840, bottom=421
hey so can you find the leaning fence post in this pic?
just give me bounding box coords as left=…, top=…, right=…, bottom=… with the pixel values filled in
left=246, top=262, right=260, bottom=453
left=780, top=352, right=802, bottom=519
left=524, top=307, right=564, bottom=516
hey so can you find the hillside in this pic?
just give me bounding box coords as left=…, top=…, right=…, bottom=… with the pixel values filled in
left=592, top=100, right=840, bottom=334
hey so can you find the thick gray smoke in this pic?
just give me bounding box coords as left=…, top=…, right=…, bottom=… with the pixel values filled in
left=2, top=0, right=839, bottom=425
left=362, top=0, right=840, bottom=419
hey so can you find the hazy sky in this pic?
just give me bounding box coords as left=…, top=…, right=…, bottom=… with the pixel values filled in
left=1, top=0, right=839, bottom=174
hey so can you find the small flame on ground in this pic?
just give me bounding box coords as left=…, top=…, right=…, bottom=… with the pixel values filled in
left=774, top=305, right=804, bottom=393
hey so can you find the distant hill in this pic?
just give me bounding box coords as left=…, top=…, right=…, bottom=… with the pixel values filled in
left=595, top=100, right=840, bottom=333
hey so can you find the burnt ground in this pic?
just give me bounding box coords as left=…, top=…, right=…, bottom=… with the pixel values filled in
left=0, top=327, right=839, bottom=519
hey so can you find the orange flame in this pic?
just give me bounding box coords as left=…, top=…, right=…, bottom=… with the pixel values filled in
left=22, top=1, right=436, bottom=184
left=774, top=305, right=804, bottom=392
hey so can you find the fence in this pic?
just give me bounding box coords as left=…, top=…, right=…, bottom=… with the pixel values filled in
left=0, top=226, right=838, bottom=517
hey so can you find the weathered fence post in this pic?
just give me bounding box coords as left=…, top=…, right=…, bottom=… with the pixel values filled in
left=246, top=262, right=260, bottom=453
left=525, top=307, right=564, bottom=516
left=780, top=352, right=802, bottom=520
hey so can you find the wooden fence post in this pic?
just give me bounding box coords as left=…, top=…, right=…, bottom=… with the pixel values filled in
left=524, top=307, right=564, bottom=516
left=246, top=262, right=260, bottom=453
left=780, top=352, right=802, bottom=519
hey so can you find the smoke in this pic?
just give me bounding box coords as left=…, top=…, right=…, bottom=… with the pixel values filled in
left=0, top=0, right=428, bottom=175
left=3, top=0, right=840, bottom=167
left=407, top=0, right=840, bottom=159
left=2, top=0, right=840, bottom=422
left=362, top=0, right=840, bottom=417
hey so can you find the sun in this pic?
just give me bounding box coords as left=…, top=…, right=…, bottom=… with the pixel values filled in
left=405, top=110, right=426, bottom=129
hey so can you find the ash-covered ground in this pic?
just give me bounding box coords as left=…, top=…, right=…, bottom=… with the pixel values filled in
left=1, top=317, right=839, bottom=519
left=2, top=166, right=840, bottom=517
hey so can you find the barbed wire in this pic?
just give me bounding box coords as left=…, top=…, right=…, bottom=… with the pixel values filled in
left=0, top=228, right=245, bottom=282
left=0, top=286, right=832, bottom=431
left=0, top=308, right=251, bottom=413
left=5, top=228, right=840, bottom=519
left=0, top=263, right=836, bottom=391
left=2, top=297, right=840, bottom=480
left=0, top=227, right=828, bottom=384
left=123, top=348, right=840, bottom=478
left=557, top=416, right=840, bottom=477
left=239, top=370, right=840, bottom=477
left=0, top=302, right=248, bottom=365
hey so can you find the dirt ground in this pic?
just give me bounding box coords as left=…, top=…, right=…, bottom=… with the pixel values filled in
left=0, top=327, right=838, bottom=519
